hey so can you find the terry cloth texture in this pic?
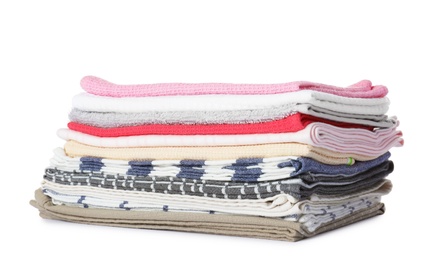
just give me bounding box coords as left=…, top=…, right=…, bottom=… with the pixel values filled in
left=44, top=161, right=392, bottom=199
left=81, top=76, right=388, bottom=98
left=39, top=179, right=391, bottom=218
left=72, top=91, right=389, bottom=114
left=69, top=107, right=396, bottom=128
left=49, top=148, right=391, bottom=182
left=31, top=189, right=386, bottom=242
left=60, top=123, right=403, bottom=157
left=67, top=113, right=373, bottom=136
left=63, top=140, right=377, bottom=165
left=72, top=92, right=391, bottom=127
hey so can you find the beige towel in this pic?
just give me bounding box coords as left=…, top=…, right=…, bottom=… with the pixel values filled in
left=64, top=140, right=377, bottom=165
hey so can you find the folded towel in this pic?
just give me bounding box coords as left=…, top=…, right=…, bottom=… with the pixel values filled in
left=43, top=188, right=383, bottom=233
left=73, top=91, right=389, bottom=115
left=81, top=76, right=388, bottom=98
left=69, top=107, right=395, bottom=128
left=30, top=189, right=386, bottom=242
left=44, top=161, right=392, bottom=199
left=50, top=148, right=391, bottom=182
left=67, top=113, right=372, bottom=136
left=41, top=180, right=392, bottom=218
left=40, top=179, right=391, bottom=218
left=60, top=123, right=403, bottom=157
left=64, top=140, right=377, bottom=165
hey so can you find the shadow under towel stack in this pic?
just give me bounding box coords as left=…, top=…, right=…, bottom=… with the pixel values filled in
left=31, top=76, right=403, bottom=241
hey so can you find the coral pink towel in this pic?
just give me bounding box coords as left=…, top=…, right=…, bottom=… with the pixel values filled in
left=68, top=113, right=372, bottom=137
left=81, top=76, right=388, bottom=98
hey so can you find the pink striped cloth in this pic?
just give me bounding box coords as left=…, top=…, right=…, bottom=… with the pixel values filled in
left=81, top=76, right=388, bottom=98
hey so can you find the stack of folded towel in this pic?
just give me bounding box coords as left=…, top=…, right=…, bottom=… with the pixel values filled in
left=31, top=76, right=403, bottom=241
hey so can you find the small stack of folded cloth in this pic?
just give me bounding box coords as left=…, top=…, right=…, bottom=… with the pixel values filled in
left=31, top=76, right=403, bottom=241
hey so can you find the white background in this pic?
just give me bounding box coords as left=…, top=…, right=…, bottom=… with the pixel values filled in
left=0, top=0, right=429, bottom=259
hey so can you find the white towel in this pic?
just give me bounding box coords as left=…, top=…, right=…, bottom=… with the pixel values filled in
left=72, top=91, right=389, bottom=115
